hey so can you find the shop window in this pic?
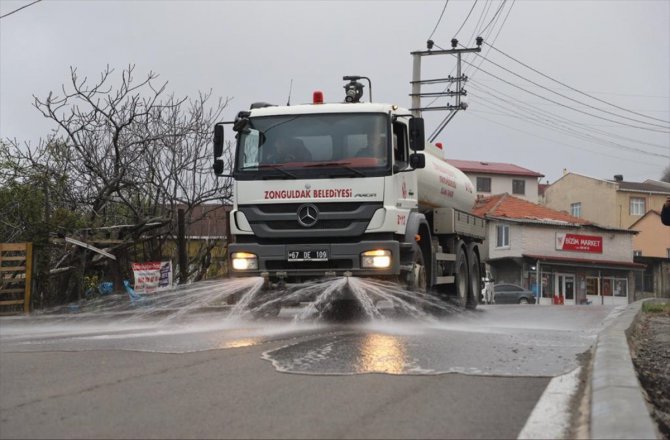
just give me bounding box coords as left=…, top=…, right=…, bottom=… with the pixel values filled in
left=601, top=279, right=613, bottom=296
left=571, top=202, right=581, bottom=218
left=496, top=224, right=510, bottom=248
left=586, top=277, right=598, bottom=295
left=477, top=177, right=491, bottom=193
left=629, top=197, right=645, bottom=216
left=512, top=179, right=525, bottom=195
left=612, top=279, right=627, bottom=297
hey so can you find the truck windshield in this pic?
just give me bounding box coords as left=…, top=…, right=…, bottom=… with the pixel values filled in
left=235, top=113, right=390, bottom=179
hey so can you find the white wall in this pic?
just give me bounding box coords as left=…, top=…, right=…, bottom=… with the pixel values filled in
left=484, top=221, right=634, bottom=262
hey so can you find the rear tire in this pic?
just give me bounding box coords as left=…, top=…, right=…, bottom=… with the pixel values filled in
left=466, top=244, right=480, bottom=310
left=447, top=243, right=469, bottom=307
left=519, top=298, right=529, bottom=305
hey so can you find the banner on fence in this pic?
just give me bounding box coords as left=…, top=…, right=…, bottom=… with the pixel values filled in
left=131, top=261, right=173, bottom=294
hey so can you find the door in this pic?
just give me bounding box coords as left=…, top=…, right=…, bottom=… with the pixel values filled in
left=555, top=274, right=576, bottom=305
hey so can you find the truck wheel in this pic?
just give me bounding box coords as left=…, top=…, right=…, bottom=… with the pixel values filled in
left=466, top=244, right=480, bottom=310
left=448, top=243, right=469, bottom=307
left=405, top=243, right=427, bottom=293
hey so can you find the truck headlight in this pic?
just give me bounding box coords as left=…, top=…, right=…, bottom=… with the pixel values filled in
left=361, top=249, right=391, bottom=269
left=231, top=252, right=258, bottom=270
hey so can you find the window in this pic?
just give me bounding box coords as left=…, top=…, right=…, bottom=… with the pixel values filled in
left=496, top=224, right=510, bottom=248
left=392, top=121, right=407, bottom=166
left=570, top=202, right=581, bottom=217
left=633, top=250, right=642, bottom=257
left=477, top=177, right=491, bottom=193
left=629, top=197, right=645, bottom=216
left=512, top=179, right=525, bottom=195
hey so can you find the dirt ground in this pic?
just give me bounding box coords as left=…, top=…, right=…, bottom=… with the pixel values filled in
left=630, top=306, right=670, bottom=439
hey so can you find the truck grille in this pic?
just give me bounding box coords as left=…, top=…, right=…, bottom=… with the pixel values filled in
left=238, top=202, right=382, bottom=239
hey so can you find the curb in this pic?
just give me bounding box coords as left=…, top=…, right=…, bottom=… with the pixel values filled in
left=590, top=299, right=659, bottom=439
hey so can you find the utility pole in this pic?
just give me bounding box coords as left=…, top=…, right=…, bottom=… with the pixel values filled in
left=410, top=37, right=483, bottom=142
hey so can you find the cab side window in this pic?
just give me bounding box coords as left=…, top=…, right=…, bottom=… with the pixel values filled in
left=392, top=121, right=408, bottom=167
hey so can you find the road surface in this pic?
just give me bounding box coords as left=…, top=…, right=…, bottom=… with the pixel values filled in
left=0, top=302, right=617, bottom=439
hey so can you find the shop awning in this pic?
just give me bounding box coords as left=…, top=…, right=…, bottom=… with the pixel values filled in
left=523, top=254, right=646, bottom=271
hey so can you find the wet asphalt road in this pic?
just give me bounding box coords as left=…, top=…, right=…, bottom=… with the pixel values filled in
left=0, top=304, right=618, bottom=439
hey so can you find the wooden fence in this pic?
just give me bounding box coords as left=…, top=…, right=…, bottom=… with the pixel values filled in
left=0, top=243, right=33, bottom=315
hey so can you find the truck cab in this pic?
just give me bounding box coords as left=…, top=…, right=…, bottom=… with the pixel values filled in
left=222, top=100, right=423, bottom=283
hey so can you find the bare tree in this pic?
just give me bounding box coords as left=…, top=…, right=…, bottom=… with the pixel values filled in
left=3, top=65, right=234, bottom=301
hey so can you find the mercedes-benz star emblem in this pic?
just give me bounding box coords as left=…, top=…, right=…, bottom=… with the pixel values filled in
left=297, top=204, right=319, bottom=228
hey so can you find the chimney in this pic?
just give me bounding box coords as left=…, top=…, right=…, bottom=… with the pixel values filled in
left=614, top=174, right=623, bottom=182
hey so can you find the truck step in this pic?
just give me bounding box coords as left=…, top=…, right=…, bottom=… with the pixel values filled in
left=434, top=276, right=455, bottom=285
left=435, top=252, right=456, bottom=261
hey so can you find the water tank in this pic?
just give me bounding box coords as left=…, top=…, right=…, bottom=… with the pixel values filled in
left=415, top=144, right=476, bottom=212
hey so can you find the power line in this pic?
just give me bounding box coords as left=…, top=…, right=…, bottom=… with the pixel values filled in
left=428, top=0, right=450, bottom=41
left=425, top=0, right=499, bottom=107
left=477, top=0, right=506, bottom=35
left=424, top=0, right=513, bottom=108
left=0, top=0, right=42, bottom=19
left=453, top=0, right=479, bottom=39
left=469, top=78, right=669, bottom=151
left=469, top=88, right=669, bottom=158
left=463, top=56, right=670, bottom=132
left=463, top=111, right=660, bottom=167
left=484, top=42, right=670, bottom=125
left=466, top=0, right=515, bottom=79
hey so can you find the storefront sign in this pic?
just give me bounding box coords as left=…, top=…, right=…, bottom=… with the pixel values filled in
left=131, top=261, right=173, bottom=294
left=555, top=233, right=603, bottom=254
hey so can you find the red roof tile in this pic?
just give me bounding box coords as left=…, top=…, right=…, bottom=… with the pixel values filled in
left=446, top=159, right=544, bottom=178
left=473, top=193, right=590, bottom=225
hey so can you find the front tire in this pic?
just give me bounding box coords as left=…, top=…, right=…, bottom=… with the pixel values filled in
left=405, top=243, right=427, bottom=293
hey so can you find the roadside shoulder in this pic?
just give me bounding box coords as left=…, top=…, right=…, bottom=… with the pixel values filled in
left=590, top=300, right=659, bottom=440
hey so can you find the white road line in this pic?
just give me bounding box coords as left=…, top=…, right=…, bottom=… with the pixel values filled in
left=517, top=367, right=582, bottom=440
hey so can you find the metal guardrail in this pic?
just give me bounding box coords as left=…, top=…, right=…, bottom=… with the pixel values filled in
left=0, top=243, right=33, bottom=314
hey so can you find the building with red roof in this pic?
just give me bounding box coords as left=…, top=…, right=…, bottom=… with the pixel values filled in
left=446, top=159, right=545, bottom=203
left=475, top=193, right=642, bottom=305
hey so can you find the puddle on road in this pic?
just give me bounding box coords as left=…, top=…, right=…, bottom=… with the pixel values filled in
left=0, top=277, right=616, bottom=377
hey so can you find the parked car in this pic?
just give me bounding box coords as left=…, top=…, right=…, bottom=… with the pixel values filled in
left=493, top=284, right=536, bottom=304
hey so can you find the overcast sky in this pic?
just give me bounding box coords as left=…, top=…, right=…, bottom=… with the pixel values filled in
left=1, top=0, right=669, bottom=183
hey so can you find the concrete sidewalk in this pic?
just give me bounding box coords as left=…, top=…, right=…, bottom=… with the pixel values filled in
left=590, top=299, right=660, bottom=439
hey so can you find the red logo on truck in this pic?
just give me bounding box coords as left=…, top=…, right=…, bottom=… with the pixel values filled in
left=264, top=188, right=352, bottom=200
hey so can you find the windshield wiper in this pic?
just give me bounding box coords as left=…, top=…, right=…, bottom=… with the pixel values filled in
left=305, top=162, right=366, bottom=177
left=239, top=165, right=297, bottom=179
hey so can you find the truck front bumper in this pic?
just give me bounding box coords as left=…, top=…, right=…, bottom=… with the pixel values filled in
left=228, top=240, right=401, bottom=280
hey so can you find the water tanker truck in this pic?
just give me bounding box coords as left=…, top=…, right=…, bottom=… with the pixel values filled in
left=213, top=77, right=486, bottom=311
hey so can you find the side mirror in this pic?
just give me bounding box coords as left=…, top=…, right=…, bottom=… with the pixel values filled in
left=409, top=117, right=425, bottom=151
left=409, top=153, right=425, bottom=169
left=213, top=124, right=225, bottom=175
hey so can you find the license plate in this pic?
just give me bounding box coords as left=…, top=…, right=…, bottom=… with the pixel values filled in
left=287, top=249, right=329, bottom=262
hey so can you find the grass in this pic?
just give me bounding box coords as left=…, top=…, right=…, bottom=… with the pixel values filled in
left=642, top=302, right=670, bottom=314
